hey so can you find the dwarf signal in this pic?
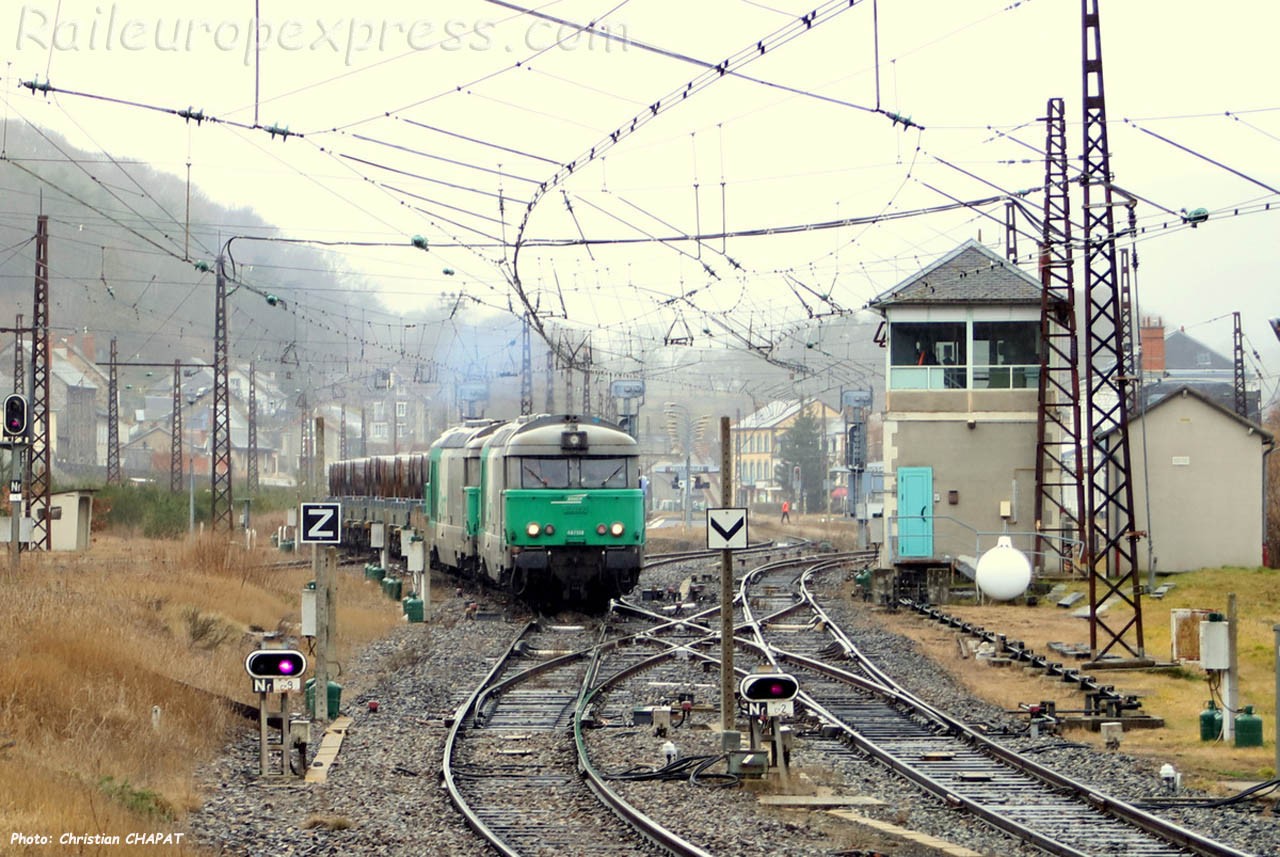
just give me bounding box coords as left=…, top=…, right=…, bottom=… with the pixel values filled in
left=245, top=649, right=307, bottom=693
left=739, top=672, right=799, bottom=717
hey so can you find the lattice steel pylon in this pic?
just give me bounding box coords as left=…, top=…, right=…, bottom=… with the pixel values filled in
left=519, top=314, right=533, bottom=415
left=1032, top=97, right=1086, bottom=577
left=339, top=404, right=348, bottom=460
left=29, top=215, right=52, bottom=551
left=1231, top=311, right=1248, bottom=418
left=171, top=360, right=184, bottom=493
left=247, top=361, right=259, bottom=495
left=544, top=348, right=555, bottom=413
left=1081, top=0, right=1148, bottom=664
left=210, top=256, right=233, bottom=531
left=106, top=338, right=122, bottom=485
left=580, top=338, right=592, bottom=417
left=1004, top=200, right=1019, bottom=262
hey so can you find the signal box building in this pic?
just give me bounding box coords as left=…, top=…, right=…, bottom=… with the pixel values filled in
left=866, top=240, right=1066, bottom=580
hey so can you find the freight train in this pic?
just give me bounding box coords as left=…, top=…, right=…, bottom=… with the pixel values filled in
left=328, top=414, right=645, bottom=609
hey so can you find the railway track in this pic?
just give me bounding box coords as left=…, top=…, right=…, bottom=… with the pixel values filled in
left=738, top=559, right=1253, bottom=857
left=443, top=621, right=707, bottom=856
left=439, top=546, right=1256, bottom=855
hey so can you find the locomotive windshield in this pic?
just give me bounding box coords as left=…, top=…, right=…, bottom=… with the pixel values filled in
left=521, top=458, right=571, bottom=488
left=580, top=457, right=629, bottom=488
left=519, top=457, right=631, bottom=489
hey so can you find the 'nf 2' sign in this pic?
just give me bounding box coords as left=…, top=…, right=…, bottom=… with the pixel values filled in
left=299, top=502, right=342, bottom=544
left=706, top=507, right=748, bottom=550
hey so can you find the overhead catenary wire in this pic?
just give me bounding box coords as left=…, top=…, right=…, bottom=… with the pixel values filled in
left=1124, top=118, right=1280, bottom=198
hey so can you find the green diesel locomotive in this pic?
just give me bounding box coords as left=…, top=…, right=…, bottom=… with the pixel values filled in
left=332, top=414, right=645, bottom=610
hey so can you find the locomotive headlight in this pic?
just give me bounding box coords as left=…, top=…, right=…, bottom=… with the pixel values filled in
left=609, top=521, right=625, bottom=537
left=526, top=522, right=541, bottom=537
left=544, top=524, right=555, bottom=535
left=596, top=524, right=607, bottom=536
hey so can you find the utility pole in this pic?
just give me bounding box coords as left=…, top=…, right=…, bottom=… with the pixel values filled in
left=9, top=317, right=25, bottom=567
left=29, top=215, right=51, bottom=551
left=312, top=418, right=334, bottom=728
left=211, top=255, right=234, bottom=531
left=248, top=361, right=259, bottom=495
left=719, top=416, right=734, bottom=736
left=106, top=338, right=121, bottom=485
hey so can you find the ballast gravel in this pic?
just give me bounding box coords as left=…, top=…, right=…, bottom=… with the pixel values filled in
left=188, top=559, right=1277, bottom=856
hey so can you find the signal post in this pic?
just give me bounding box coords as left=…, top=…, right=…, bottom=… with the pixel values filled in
left=3, top=393, right=29, bottom=570
left=709, top=417, right=746, bottom=747
left=245, top=647, right=307, bottom=778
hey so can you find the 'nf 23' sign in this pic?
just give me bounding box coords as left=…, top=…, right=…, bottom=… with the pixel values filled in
left=706, top=508, right=748, bottom=550
left=299, top=502, right=342, bottom=544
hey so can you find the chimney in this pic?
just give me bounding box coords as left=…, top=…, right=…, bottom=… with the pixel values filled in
left=81, top=332, right=96, bottom=362
left=1140, top=315, right=1165, bottom=373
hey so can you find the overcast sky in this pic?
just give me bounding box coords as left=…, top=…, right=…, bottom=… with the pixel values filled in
left=1, top=0, right=1277, bottom=404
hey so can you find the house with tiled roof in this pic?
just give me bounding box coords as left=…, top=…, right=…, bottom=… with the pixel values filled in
left=1138, top=318, right=1262, bottom=422
left=866, top=239, right=1072, bottom=578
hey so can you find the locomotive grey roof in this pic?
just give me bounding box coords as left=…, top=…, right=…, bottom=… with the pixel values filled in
left=495, top=414, right=636, bottom=454
left=432, top=419, right=501, bottom=449
left=866, top=239, right=1044, bottom=311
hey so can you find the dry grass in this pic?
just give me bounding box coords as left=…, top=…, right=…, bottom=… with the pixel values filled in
left=872, top=566, right=1280, bottom=788
left=0, top=530, right=401, bottom=854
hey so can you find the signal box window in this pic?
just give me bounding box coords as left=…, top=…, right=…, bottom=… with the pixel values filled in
left=889, top=322, right=966, bottom=390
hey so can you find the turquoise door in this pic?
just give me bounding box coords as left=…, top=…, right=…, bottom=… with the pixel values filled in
left=897, top=466, right=933, bottom=557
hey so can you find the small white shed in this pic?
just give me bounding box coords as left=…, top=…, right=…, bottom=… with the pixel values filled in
left=49, top=489, right=95, bottom=552
left=1110, top=387, right=1273, bottom=572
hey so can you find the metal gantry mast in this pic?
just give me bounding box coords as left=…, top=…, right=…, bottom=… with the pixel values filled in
left=106, top=338, right=122, bottom=485
left=1231, top=311, right=1248, bottom=418
left=1004, top=200, right=1019, bottom=262
left=171, top=360, right=184, bottom=493
left=1081, top=0, right=1147, bottom=664
left=519, top=315, right=533, bottom=416
left=210, top=256, right=233, bottom=531
left=1032, top=97, right=1086, bottom=576
left=339, top=403, right=348, bottom=461
left=544, top=348, right=555, bottom=413
left=580, top=338, right=592, bottom=417
left=29, top=215, right=52, bottom=551
left=247, top=360, right=259, bottom=495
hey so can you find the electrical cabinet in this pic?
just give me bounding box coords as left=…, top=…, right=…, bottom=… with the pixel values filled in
left=1198, top=618, right=1230, bottom=670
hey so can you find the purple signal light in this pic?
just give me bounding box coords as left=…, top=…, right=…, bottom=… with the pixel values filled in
left=278, top=659, right=296, bottom=675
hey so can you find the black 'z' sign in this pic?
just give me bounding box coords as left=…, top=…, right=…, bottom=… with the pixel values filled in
left=299, top=502, right=342, bottom=544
